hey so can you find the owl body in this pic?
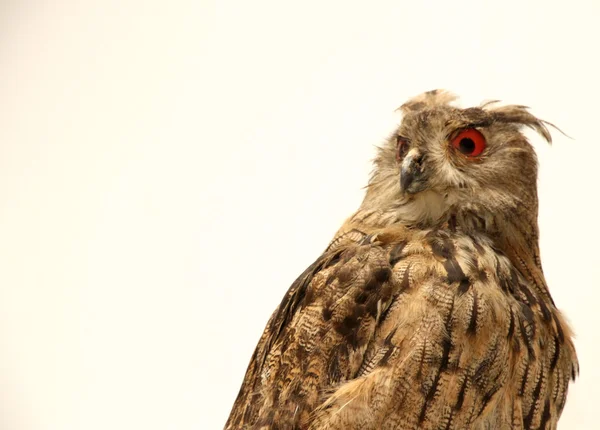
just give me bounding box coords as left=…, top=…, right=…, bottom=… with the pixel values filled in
left=225, top=91, right=578, bottom=430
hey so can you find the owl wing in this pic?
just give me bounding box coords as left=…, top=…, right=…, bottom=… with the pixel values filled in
left=225, top=227, right=380, bottom=429
left=225, top=228, right=576, bottom=430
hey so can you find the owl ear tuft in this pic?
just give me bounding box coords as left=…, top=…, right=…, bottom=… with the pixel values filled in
left=483, top=104, right=565, bottom=143
left=397, top=89, right=458, bottom=114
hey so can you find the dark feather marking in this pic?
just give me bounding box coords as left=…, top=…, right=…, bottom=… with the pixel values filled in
left=474, top=358, right=492, bottom=390
left=509, top=266, right=520, bottom=284
left=537, top=294, right=552, bottom=322
left=448, top=214, right=457, bottom=232
left=378, top=328, right=398, bottom=366
left=335, top=316, right=360, bottom=345
left=474, top=339, right=505, bottom=409
left=379, top=346, right=396, bottom=367
left=295, top=343, right=307, bottom=363
left=336, top=266, right=354, bottom=284
left=443, top=410, right=454, bottom=430
left=476, top=270, right=488, bottom=282
left=380, top=284, right=393, bottom=304
left=532, top=367, right=545, bottom=401
left=500, top=266, right=520, bottom=294
left=464, top=399, right=479, bottom=428
left=374, top=267, right=391, bottom=283
left=438, top=337, right=453, bottom=373
left=269, top=257, right=324, bottom=343
left=520, top=282, right=539, bottom=307
left=304, top=370, right=319, bottom=380
left=552, top=312, right=565, bottom=343
left=478, top=386, right=501, bottom=418
left=364, top=276, right=382, bottom=291
left=550, top=335, right=561, bottom=371
left=467, top=292, right=478, bottom=336
left=429, top=235, right=454, bottom=259
left=419, top=337, right=452, bottom=423
left=514, top=250, right=536, bottom=284
left=416, top=342, right=428, bottom=380
left=327, top=346, right=343, bottom=383
left=507, top=307, right=515, bottom=339
left=455, top=375, right=468, bottom=411
left=520, top=304, right=537, bottom=358
left=400, top=265, right=411, bottom=292
left=469, top=234, right=485, bottom=253
left=444, top=295, right=456, bottom=328
left=520, top=302, right=536, bottom=336
left=354, top=304, right=367, bottom=320
left=384, top=328, right=397, bottom=346
left=519, top=316, right=536, bottom=360
left=523, top=369, right=544, bottom=429
left=389, top=241, right=407, bottom=266
left=365, top=296, right=379, bottom=318
left=458, top=278, right=471, bottom=295
left=474, top=214, right=486, bottom=229
left=539, top=398, right=552, bottom=430
left=444, top=258, right=467, bottom=284
left=519, top=364, right=530, bottom=396
left=463, top=107, right=494, bottom=126
left=324, top=249, right=344, bottom=268
left=354, top=291, right=368, bottom=304
left=303, top=285, right=315, bottom=306
left=334, top=302, right=369, bottom=348
left=322, top=306, right=333, bottom=321
left=512, top=335, right=521, bottom=353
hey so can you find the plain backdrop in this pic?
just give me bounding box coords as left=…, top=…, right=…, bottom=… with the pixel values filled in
left=1, top=1, right=599, bottom=429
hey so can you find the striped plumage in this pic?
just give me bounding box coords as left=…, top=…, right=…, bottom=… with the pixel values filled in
left=225, top=90, right=578, bottom=429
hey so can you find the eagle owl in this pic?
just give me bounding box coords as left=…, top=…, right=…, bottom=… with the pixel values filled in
left=225, top=90, right=578, bottom=429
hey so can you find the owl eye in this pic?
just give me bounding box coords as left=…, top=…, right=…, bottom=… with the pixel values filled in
left=396, top=136, right=409, bottom=161
left=451, top=129, right=486, bottom=157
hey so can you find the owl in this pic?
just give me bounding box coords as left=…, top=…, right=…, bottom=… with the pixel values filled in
left=224, top=90, right=578, bottom=429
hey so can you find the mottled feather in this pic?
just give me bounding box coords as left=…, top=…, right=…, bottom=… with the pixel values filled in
left=225, top=90, right=578, bottom=430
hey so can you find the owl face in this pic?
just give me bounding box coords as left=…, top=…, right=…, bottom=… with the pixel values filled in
left=394, top=107, right=537, bottom=200
left=364, top=91, right=552, bottom=229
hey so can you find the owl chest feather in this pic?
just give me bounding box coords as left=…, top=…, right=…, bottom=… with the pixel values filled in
left=312, top=225, right=578, bottom=429
left=225, top=222, right=577, bottom=430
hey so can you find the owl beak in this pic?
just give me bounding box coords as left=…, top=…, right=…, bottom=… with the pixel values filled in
left=400, top=150, right=428, bottom=194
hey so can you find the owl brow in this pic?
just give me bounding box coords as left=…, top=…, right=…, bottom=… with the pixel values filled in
left=454, top=107, right=494, bottom=128
left=443, top=119, right=492, bottom=140
left=396, top=134, right=411, bottom=143
left=467, top=119, right=493, bottom=128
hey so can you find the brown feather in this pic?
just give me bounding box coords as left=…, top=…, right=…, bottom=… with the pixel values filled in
left=225, top=90, right=578, bottom=430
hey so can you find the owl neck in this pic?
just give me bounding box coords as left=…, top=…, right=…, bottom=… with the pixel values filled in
left=347, top=193, right=552, bottom=301
left=351, top=198, right=537, bottom=244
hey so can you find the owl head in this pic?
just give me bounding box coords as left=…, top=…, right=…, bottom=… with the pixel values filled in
left=362, top=90, right=555, bottom=233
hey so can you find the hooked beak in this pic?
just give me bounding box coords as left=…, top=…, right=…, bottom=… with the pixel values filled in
left=400, top=150, right=428, bottom=194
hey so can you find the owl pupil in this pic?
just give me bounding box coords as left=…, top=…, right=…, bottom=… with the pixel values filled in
left=459, top=138, right=475, bottom=154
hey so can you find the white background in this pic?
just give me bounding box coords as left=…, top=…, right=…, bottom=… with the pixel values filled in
left=1, top=1, right=598, bottom=429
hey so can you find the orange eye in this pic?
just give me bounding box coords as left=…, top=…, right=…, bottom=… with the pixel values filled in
left=451, top=129, right=486, bottom=157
